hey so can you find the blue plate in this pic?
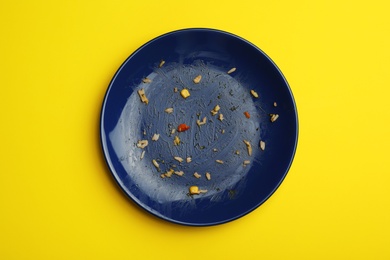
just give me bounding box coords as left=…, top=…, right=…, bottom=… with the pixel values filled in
left=100, top=28, right=298, bottom=226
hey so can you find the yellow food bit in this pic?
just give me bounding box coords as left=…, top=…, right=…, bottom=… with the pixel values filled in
left=166, top=169, right=174, bottom=177
left=174, top=156, right=183, bottom=163
left=160, top=169, right=174, bottom=178
left=211, top=105, right=220, bottom=116
left=218, top=113, right=224, bottom=121
left=189, top=186, right=207, bottom=195
left=227, top=67, right=236, bottom=74
left=173, top=136, right=181, bottom=146
left=270, top=114, right=279, bottom=122
left=196, top=116, right=207, bottom=126
left=205, top=172, right=211, bottom=180
left=180, top=88, right=191, bottom=99
left=189, top=186, right=199, bottom=194
left=137, top=89, right=149, bottom=104
left=142, top=78, right=152, bottom=83
left=136, top=140, right=148, bottom=149
left=174, top=171, right=184, bottom=176
left=159, top=60, right=165, bottom=68
left=193, top=75, right=202, bottom=84
left=243, top=140, right=252, bottom=156
left=250, top=89, right=259, bottom=98
left=152, top=159, right=159, bottom=169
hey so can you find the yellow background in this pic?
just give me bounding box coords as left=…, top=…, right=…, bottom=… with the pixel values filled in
left=1, top=0, right=389, bottom=259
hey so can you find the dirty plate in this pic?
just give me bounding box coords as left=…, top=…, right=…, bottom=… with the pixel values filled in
left=100, top=28, right=298, bottom=226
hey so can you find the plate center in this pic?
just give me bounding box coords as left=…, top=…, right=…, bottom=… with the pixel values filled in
left=109, top=61, right=261, bottom=204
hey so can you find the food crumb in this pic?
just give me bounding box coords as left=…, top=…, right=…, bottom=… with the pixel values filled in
left=235, top=150, right=240, bottom=155
left=174, top=136, right=181, bottom=146
left=193, top=75, right=202, bottom=84
left=211, top=105, right=220, bottom=116
left=177, top=123, right=190, bottom=132
left=260, top=141, right=266, bottom=151
left=243, top=140, right=252, bottom=156
left=274, top=102, right=277, bottom=107
left=213, top=148, right=218, bottom=152
left=165, top=107, right=174, bottom=114
left=152, top=134, right=160, bottom=141
left=166, top=169, right=174, bottom=177
left=193, top=172, right=201, bottom=179
left=142, top=78, right=152, bottom=83
left=205, top=172, right=211, bottom=180
left=174, top=171, right=184, bottom=176
left=250, top=89, right=259, bottom=98
left=244, top=111, right=250, bottom=119
left=136, top=140, right=148, bottom=149
left=216, top=160, right=224, bottom=164
left=218, top=113, right=224, bottom=121
left=180, top=88, right=190, bottom=99
left=227, top=67, right=236, bottom=74
left=159, top=60, right=165, bottom=68
left=189, top=186, right=207, bottom=195
left=174, top=87, right=178, bottom=93
left=270, top=114, right=279, bottom=122
left=140, top=150, right=145, bottom=160
left=161, top=169, right=174, bottom=178
left=152, top=159, right=160, bottom=169
left=196, top=116, right=207, bottom=126
left=137, top=89, right=149, bottom=104
left=243, top=160, right=250, bottom=166
left=174, top=156, right=183, bottom=163
left=186, top=157, right=192, bottom=163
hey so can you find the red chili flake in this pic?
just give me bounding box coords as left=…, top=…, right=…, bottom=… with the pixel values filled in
left=244, top=111, right=250, bottom=119
left=177, top=123, right=190, bottom=132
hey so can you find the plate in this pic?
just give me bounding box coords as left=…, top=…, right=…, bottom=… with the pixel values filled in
left=100, top=28, right=298, bottom=226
